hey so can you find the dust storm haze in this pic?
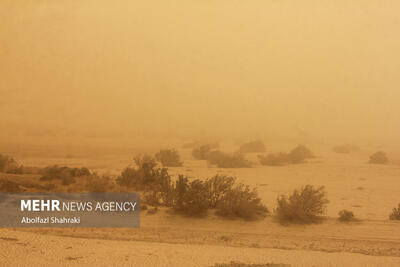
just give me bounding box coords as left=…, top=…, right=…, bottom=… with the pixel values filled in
left=1, top=0, right=400, bottom=146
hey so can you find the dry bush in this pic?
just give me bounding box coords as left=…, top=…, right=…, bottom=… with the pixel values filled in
left=239, top=140, right=266, bottom=153
left=333, top=144, right=360, bottom=154
left=204, top=175, right=236, bottom=208
left=275, top=185, right=328, bottom=224
left=258, top=153, right=289, bottom=166
left=192, top=144, right=212, bottom=160
left=287, top=145, right=314, bottom=163
left=171, top=175, right=209, bottom=217
left=389, top=203, right=400, bottom=220
left=0, top=180, right=23, bottom=193
left=117, top=155, right=173, bottom=205
left=216, top=183, right=268, bottom=220
left=40, top=165, right=91, bottom=186
left=206, top=151, right=251, bottom=168
left=0, top=154, right=21, bottom=173
left=211, top=261, right=289, bottom=267
left=368, top=151, right=389, bottom=164
left=338, top=209, right=355, bottom=222
left=258, top=145, right=314, bottom=166
left=155, top=149, right=183, bottom=167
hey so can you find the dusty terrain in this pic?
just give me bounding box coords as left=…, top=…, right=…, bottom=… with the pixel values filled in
left=1, top=141, right=400, bottom=266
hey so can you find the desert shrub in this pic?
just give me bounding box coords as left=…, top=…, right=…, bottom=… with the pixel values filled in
left=117, top=155, right=173, bottom=205
left=204, top=175, right=236, bottom=208
left=206, top=151, right=251, bottom=168
left=0, top=154, right=20, bottom=173
left=287, top=145, right=314, bottom=163
left=182, top=141, right=200, bottom=149
left=275, top=185, right=329, bottom=224
left=338, top=209, right=355, bottom=222
left=0, top=180, right=23, bottom=193
left=40, top=165, right=91, bottom=185
left=389, top=203, right=400, bottom=220
left=258, top=153, right=289, bottom=166
left=171, top=175, right=209, bottom=217
left=333, top=144, right=360, bottom=154
left=216, top=183, right=268, bottom=220
left=239, top=140, right=266, bottom=153
left=146, top=207, right=158, bottom=215
left=211, top=262, right=289, bottom=267
left=192, top=145, right=212, bottom=160
left=155, top=149, right=183, bottom=167
left=368, top=151, right=389, bottom=164
left=84, top=174, right=117, bottom=192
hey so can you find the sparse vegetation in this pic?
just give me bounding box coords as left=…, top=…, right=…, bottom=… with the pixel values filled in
left=206, top=151, right=251, bottom=168
left=389, top=203, right=400, bottom=220
left=0, top=180, right=23, bottom=192
left=192, top=144, right=212, bottom=160
left=40, top=165, right=91, bottom=185
left=117, top=155, right=173, bottom=205
left=368, top=151, right=389, bottom=164
left=333, top=144, right=360, bottom=154
left=216, top=183, right=268, bottom=220
left=275, top=185, right=329, bottom=224
left=155, top=149, right=183, bottom=167
left=239, top=140, right=266, bottom=153
left=0, top=154, right=23, bottom=173
left=287, top=145, right=314, bottom=163
left=258, top=152, right=289, bottom=166
left=210, top=262, right=289, bottom=267
left=171, top=175, right=210, bottom=217
left=338, top=209, right=355, bottom=222
left=259, top=145, right=314, bottom=166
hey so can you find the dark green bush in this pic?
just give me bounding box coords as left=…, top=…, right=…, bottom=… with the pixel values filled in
left=389, top=203, right=400, bottom=220
left=338, top=209, right=355, bottom=222
left=368, top=151, right=389, bottom=164
left=155, top=149, right=183, bottom=167
left=204, top=175, right=236, bottom=208
left=117, top=155, right=173, bottom=205
left=275, top=185, right=328, bottom=224
left=239, top=140, right=266, bottom=153
left=216, top=183, right=268, bottom=220
left=171, top=175, right=209, bottom=217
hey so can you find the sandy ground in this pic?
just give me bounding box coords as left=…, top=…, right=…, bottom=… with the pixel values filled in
left=1, top=228, right=400, bottom=267
left=1, top=141, right=400, bottom=266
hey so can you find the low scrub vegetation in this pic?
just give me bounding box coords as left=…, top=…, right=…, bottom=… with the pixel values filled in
left=211, top=262, right=289, bottom=267
left=275, top=185, right=328, bottom=224
left=40, top=165, right=91, bottom=185
left=333, top=144, right=360, bottom=154
left=0, top=154, right=22, bottom=174
left=389, top=203, right=400, bottom=220
left=192, top=145, right=212, bottom=160
left=258, top=152, right=289, bottom=166
left=155, top=149, right=183, bottom=167
left=338, top=209, right=355, bottom=222
left=206, top=151, right=251, bottom=168
left=368, top=151, right=389, bottom=164
left=258, top=145, right=314, bottom=166
left=117, top=158, right=265, bottom=219
left=239, top=140, right=266, bottom=153
left=216, top=183, right=268, bottom=220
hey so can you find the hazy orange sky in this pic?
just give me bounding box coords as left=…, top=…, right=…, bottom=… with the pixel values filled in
left=1, top=0, right=399, bottom=144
